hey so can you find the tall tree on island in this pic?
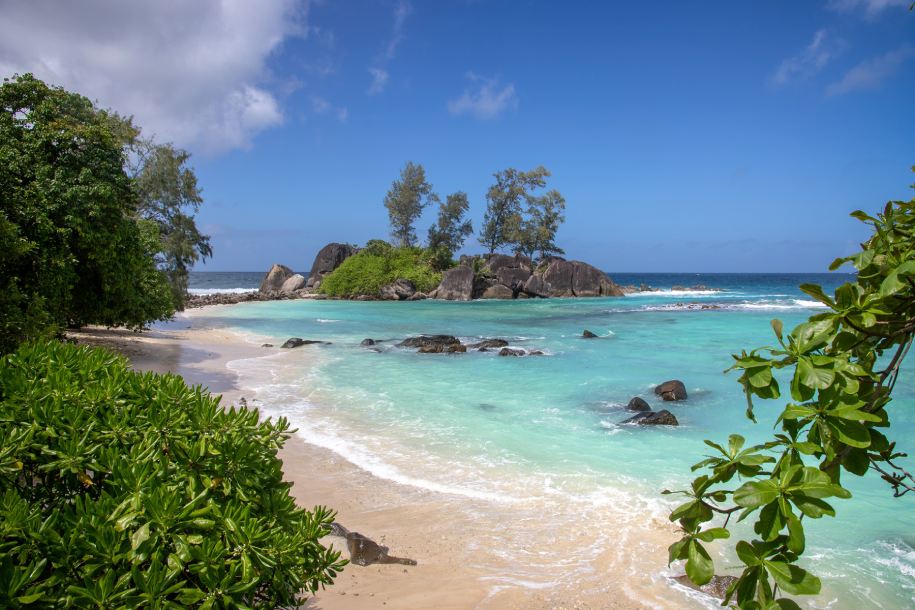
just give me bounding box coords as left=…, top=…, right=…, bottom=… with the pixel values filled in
left=513, top=189, right=566, bottom=263
left=128, top=139, right=213, bottom=309
left=427, top=191, right=473, bottom=260
left=479, top=166, right=550, bottom=254
left=384, top=161, right=435, bottom=247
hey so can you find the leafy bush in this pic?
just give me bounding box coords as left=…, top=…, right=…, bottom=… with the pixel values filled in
left=319, top=243, right=444, bottom=297
left=0, top=341, right=344, bottom=608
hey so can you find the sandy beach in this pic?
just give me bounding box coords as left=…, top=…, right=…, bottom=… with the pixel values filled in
left=69, top=310, right=700, bottom=610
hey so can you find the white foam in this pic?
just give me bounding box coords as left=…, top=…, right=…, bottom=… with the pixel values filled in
left=624, top=289, right=724, bottom=298
left=188, top=287, right=257, bottom=295
left=316, top=318, right=341, bottom=323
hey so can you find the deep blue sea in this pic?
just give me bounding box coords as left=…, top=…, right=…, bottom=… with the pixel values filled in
left=184, top=271, right=915, bottom=608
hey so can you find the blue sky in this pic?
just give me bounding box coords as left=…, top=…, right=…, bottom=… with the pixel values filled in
left=2, top=1, right=913, bottom=272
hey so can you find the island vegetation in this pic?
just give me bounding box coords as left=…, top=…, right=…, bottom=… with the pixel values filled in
left=318, top=160, right=567, bottom=298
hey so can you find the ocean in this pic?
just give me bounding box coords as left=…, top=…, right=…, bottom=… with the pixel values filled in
left=183, top=271, right=915, bottom=608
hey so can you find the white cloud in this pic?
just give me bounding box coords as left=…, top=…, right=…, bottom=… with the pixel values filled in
left=826, top=44, right=915, bottom=95
left=368, top=68, right=390, bottom=95
left=367, top=0, right=411, bottom=94
left=447, top=73, right=518, bottom=120
left=827, top=0, right=909, bottom=17
left=771, top=30, right=838, bottom=86
left=0, top=0, right=305, bottom=154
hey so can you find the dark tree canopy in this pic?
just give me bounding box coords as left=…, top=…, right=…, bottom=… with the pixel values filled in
left=479, top=166, right=550, bottom=254
left=0, top=73, right=173, bottom=352
left=427, top=191, right=473, bottom=256
left=384, top=161, right=434, bottom=247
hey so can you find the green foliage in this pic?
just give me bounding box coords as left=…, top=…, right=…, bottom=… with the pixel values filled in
left=129, top=140, right=212, bottom=310
left=0, top=340, right=344, bottom=608
left=383, top=161, right=435, bottom=247
left=666, top=171, right=915, bottom=608
left=427, top=191, right=473, bottom=268
left=512, top=188, right=566, bottom=262
left=319, top=243, right=443, bottom=297
left=0, top=74, right=174, bottom=353
left=479, top=166, right=566, bottom=259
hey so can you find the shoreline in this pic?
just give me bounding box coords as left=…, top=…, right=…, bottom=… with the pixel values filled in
left=68, top=310, right=705, bottom=610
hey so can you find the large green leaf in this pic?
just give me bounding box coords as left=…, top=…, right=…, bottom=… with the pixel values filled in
left=765, top=561, right=821, bottom=595
left=685, top=540, right=714, bottom=585
left=734, top=480, right=780, bottom=508
left=797, top=358, right=835, bottom=390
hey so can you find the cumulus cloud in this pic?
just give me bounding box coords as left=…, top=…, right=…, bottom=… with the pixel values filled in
left=826, top=44, right=915, bottom=96
left=771, top=30, right=838, bottom=86
left=0, top=0, right=305, bottom=154
left=447, top=73, right=518, bottom=120
left=827, top=0, right=910, bottom=17
left=367, top=0, right=411, bottom=94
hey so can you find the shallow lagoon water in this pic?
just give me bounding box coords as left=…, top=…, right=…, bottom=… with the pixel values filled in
left=188, top=273, right=914, bottom=608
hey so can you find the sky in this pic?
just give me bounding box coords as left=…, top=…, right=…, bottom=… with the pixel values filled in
left=1, top=0, right=913, bottom=272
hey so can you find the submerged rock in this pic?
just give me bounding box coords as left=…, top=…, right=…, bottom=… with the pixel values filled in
left=397, top=335, right=461, bottom=349
left=467, top=338, right=509, bottom=349
left=418, top=343, right=466, bottom=354
left=281, top=338, right=329, bottom=349
left=673, top=574, right=738, bottom=600
left=627, top=397, right=651, bottom=411
left=654, top=380, right=688, bottom=401
left=622, top=409, right=679, bottom=426
left=360, top=338, right=376, bottom=346
left=582, top=329, right=598, bottom=338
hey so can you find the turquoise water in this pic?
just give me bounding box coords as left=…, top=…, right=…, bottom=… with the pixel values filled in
left=184, top=274, right=914, bottom=608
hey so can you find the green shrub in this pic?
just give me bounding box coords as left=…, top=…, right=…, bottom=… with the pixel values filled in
left=0, top=341, right=344, bottom=608
left=319, top=243, right=444, bottom=297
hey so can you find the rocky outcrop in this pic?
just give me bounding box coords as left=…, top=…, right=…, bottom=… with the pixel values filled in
left=534, top=259, right=624, bottom=298
left=380, top=278, right=416, bottom=300
left=485, top=254, right=532, bottom=287
left=627, top=397, right=651, bottom=411
left=582, top=329, right=598, bottom=338
left=499, top=347, right=525, bottom=357
left=305, top=243, right=357, bottom=289
left=260, top=264, right=294, bottom=292
left=655, top=380, right=687, bottom=401
left=623, top=409, right=679, bottom=426
left=419, top=343, right=466, bottom=353
left=281, top=338, right=329, bottom=348
left=480, top=284, right=514, bottom=299
left=280, top=273, right=306, bottom=293
left=329, top=523, right=417, bottom=567
left=427, top=254, right=622, bottom=301
left=430, top=265, right=474, bottom=301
